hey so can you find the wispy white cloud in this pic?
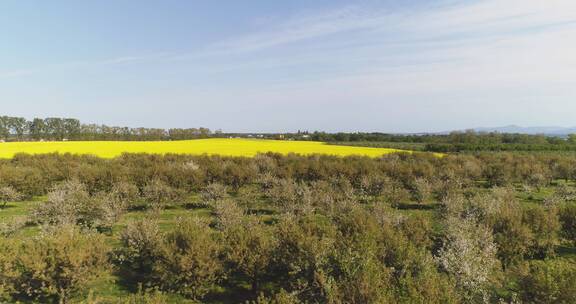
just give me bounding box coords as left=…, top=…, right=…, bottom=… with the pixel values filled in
left=4, top=0, right=576, bottom=131
left=0, top=69, right=34, bottom=79
left=206, top=0, right=576, bottom=87
left=0, top=54, right=165, bottom=79
left=201, top=0, right=576, bottom=53
left=172, top=0, right=576, bottom=131
left=11, top=0, right=576, bottom=81
left=206, top=6, right=397, bottom=53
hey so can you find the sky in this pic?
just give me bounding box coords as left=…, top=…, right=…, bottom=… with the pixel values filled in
left=1, top=0, right=576, bottom=133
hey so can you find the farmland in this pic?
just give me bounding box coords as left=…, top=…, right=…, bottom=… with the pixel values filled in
left=3, top=0, right=575, bottom=302
left=0, top=138, right=409, bottom=158
left=1, top=151, right=576, bottom=303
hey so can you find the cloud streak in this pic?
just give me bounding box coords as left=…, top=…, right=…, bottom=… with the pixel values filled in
left=217, top=0, right=576, bottom=88
left=3, top=0, right=576, bottom=131
left=175, top=0, right=576, bottom=131
left=0, top=54, right=166, bottom=79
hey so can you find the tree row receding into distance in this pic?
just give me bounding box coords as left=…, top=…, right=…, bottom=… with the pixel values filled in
left=3, top=115, right=576, bottom=153
left=0, top=152, right=576, bottom=303
left=0, top=115, right=212, bottom=141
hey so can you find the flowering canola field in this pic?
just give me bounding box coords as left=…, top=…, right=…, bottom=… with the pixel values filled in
left=0, top=138, right=409, bottom=158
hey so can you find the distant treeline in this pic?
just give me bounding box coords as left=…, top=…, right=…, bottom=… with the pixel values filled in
left=0, top=116, right=212, bottom=141
left=279, top=131, right=576, bottom=152
left=289, top=130, right=574, bottom=144
left=3, top=115, right=576, bottom=153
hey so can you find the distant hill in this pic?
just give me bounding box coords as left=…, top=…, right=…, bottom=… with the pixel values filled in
left=470, top=125, right=576, bottom=136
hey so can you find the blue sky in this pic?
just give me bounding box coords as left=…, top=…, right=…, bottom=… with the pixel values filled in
left=2, top=0, right=576, bottom=133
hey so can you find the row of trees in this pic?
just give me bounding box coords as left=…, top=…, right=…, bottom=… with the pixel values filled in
left=220, top=130, right=576, bottom=152
left=0, top=115, right=212, bottom=141
left=280, top=130, right=573, bottom=145
left=1, top=156, right=575, bottom=302
left=1, top=151, right=576, bottom=198
left=0, top=151, right=575, bottom=302
left=4, top=114, right=576, bottom=153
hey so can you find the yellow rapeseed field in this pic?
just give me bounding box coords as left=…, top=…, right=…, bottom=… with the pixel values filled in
left=0, top=138, right=409, bottom=159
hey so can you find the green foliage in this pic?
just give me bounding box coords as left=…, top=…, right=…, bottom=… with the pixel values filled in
left=121, top=288, right=169, bottom=304
left=31, top=180, right=127, bottom=230
left=142, top=179, right=183, bottom=211
left=409, top=177, right=433, bottom=204
left=111, top=181, right=141, bottom=207
left=273, top=215, right=337, bottom=302
left=0, top=237, right=18, bottom=301
left=200, top=182, right=229, bottom=204
left=516, top=259, right=576, bottom=303
left=437, top=216, right=501, bottom=303
left=484, top=194, right=533, bottom=267
left=0, top=186, right=23, bottom=208
left=249, top=290, right=300, bottom=304
left=523, top=205, right=561, bottom=259
left=0, top=216, right=27, bottom=237
left=117, top=219, right=163, bottom=283
left=0, top=152, right=575, bottom=303
left=559, top=204, right=576, bottom=244
left=223, top=217, right=276, bottom=293
left=212, top=198, right=245, bottom=231
left=0, top=115, right=210, bottom=141
left=118, top=217, right=222, bottom=301
left=0, top=225, right=110, bottom=303
left=154, top=217, right=223, bottom=300
left=329, top=210, right=394, bottom=303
